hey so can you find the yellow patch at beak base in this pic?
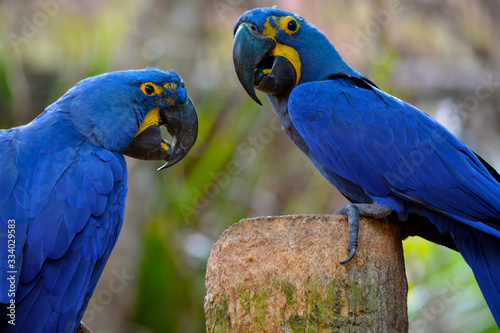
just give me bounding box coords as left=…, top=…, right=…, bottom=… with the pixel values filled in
left=262, top=16, right=302, bottom=86
left=136, top=107, right=160, bottom=137
left=273, top=43, right=301, bottom=85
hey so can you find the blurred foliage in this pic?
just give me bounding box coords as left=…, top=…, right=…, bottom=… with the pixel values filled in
left=1, top=0, right=499, bottom=332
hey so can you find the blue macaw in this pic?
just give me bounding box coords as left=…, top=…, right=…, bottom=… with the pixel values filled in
left=233, top=7, right=500, bottom=325
left=0, top=68, right=198, bottom=332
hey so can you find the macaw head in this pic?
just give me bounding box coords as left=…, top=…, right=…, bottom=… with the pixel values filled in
left=233, top=7, right=356, bottom=105
left=51, top=68, right=198, bottom=169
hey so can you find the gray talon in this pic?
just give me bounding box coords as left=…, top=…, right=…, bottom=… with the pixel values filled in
left=340, top=247, right=357, bottom=264
left=335, top=203, right=392, bottom=264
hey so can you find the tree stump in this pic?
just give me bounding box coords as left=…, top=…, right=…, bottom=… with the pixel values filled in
left=204, top=214, right=408, bottom=332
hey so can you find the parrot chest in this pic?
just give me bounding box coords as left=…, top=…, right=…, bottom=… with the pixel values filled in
left=270, top=94, right=371, bottom=204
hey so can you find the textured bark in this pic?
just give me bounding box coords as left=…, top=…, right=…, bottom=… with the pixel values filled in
left=204, top=214, right=408, bottom=333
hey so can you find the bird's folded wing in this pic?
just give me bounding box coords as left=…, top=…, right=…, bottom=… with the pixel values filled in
left=0, top=131, right=126, bottom=329
left=288, top=77, right=500, bottom=237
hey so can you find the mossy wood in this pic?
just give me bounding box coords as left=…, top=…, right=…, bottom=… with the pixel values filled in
left=204, top=214, right=408, bottom=333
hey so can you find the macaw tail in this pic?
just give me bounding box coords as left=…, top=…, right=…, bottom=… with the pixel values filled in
left=454, top=224, right=500, bottom=325
left=422, top=209, right=500, bottom=325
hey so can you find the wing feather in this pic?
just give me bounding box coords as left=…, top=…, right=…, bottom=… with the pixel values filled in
left=1, top=126, right=127, bottom=331
left=288, top=78, right=500, bottom=233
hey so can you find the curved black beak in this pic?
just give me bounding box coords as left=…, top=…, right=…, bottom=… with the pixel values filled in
left=158, top=97, right=198, bottom=170
left=233, top=23, right=297, bottom=105
left=124, top=97, right=198, bottom=170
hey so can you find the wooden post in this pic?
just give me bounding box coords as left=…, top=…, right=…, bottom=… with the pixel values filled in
left=204, top=214, right=408, bottom=332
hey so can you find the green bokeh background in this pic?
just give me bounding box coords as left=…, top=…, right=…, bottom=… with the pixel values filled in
left=1, top=0, right=499, bottom=332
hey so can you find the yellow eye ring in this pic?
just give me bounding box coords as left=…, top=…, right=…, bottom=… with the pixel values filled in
left=140, top=82, right=162, bottom=96
left=282, top=16, right=299, bottom=34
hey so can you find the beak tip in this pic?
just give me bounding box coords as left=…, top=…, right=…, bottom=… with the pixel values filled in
left=157, top=151, right=187, bottom=171
left=241, top=81, right=263, bottom=106
left=249, top=92, right=262, bottom=106
left=157, top=163, right=169, bottom=171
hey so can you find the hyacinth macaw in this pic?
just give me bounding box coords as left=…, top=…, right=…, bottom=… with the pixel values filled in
left=233, top=7, right=500, bottom=325
left=0, top=68, right=198, bottom=332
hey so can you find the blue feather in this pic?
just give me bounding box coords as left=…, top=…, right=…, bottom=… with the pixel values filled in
left=0, top=166, right=18, bottom=203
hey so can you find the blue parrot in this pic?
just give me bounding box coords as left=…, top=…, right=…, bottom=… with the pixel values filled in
left=232, top=7, right=500, bottom=325
left=0, top=68, right=198, bottom=332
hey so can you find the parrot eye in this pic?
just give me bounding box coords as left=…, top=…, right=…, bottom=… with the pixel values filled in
left=287, top=20, right=298, bottom=32
left=281, top=16, right=299, bottom=34
left=140, top=82, right=159, bottom=96
left=144, top=84, right=155, bottom=95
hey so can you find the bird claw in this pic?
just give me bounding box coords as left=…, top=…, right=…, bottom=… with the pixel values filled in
left=340, top=247, right=357, bottom=264
left=335, top=203, right=392, bottom=264
left=76, top=321, right=93, bottom=333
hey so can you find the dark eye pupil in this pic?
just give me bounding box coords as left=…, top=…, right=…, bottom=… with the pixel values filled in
left=288, top=20, right=297, bottom=32
left=145, top=84, right=154, bottom=95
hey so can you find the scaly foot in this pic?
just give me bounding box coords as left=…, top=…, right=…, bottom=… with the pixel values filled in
left=335, top=203, right=392, bottom=264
